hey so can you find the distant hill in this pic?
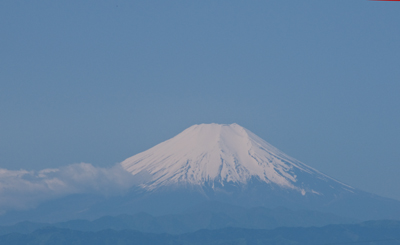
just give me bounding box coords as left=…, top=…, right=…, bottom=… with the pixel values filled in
left=1, top=220, right=400, bottom=245
left=0, top=203, right=353, bottom=235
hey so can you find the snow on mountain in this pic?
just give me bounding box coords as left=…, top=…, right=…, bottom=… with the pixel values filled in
left=121, top=123, right=353, bottom=195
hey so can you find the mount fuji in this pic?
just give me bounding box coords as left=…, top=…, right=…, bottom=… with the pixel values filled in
left=117, top=123, right=400, bottom=220
left=1, top=123, right=400, bottom=224
left=121, top=123, right=352, bottom=195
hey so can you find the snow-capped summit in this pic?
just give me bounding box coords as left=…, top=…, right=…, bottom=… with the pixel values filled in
left=121, top=123, right=352, bottom=194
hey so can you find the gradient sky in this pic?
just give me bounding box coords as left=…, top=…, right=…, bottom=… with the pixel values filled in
left=1, top=1, right=400, bottom=201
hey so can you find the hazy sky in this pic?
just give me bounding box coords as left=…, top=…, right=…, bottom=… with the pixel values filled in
left=1, top=1, right=400, bottom=201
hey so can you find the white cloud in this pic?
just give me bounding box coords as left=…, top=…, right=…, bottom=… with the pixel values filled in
left=0, top=163, right=137, bottom=213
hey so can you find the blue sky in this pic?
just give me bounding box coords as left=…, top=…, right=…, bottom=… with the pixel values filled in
left=1, top=1, right=400, bottom=201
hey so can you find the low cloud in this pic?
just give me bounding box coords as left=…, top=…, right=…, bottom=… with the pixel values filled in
left=0, top=163, right=137, bottom=213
